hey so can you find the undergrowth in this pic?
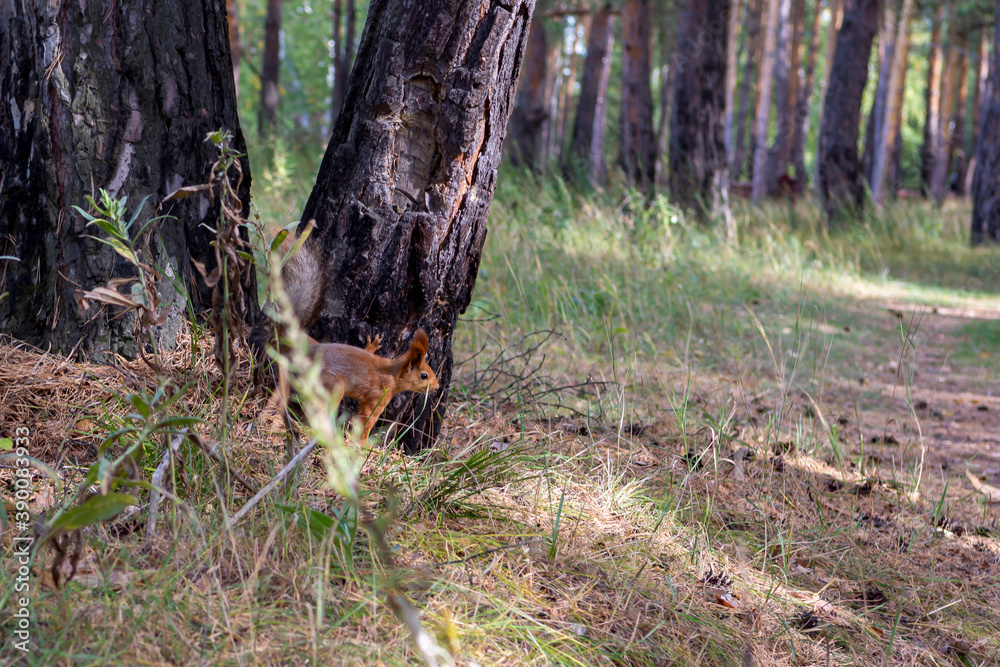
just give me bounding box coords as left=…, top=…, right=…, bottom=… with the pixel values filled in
left=2, top=162, right=1000, bottom=666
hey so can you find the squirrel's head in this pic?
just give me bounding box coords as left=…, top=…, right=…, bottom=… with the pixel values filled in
left=397, top=328, right=440, bottom=393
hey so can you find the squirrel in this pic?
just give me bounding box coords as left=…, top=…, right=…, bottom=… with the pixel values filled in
left=257, top=235, right=440, bottom=445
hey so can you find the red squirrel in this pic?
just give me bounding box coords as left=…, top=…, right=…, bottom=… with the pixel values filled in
left=258, top=236, right=439, bottom=445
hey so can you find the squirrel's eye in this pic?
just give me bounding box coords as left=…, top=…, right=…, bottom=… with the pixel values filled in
left=421, top=373, right=428, bottom=380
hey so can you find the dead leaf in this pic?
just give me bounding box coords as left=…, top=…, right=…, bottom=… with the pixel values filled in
left=163, top=184, right=212, bottom=202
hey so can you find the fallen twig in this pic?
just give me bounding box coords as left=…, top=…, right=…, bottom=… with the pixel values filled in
left=227, top=438, right=318, bottom=528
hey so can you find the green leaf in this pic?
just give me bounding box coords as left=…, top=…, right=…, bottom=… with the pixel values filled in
left=0, top=437, right=12, bottom=451
left=128, top=394, right=151, bottom=419
left=276, top=502, right=357, bottom=565
left=270, top=229, right=289, bottom=251
left=153, top=416, right=204, bottom=429
left=48, top=493, right=137, bottom=532
left=87, top=217, right=129, bottom=241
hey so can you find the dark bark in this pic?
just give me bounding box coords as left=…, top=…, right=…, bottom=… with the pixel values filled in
left=733, top=0, right=762, bottom=180
left=952, top=39, right=970, bottom=196
left=971, top=0, right=1000, bottom=244
left=567, top=5, right=615, bottom=185
left=669, top=0, right=732, bottom=233
left=259, top=0, right=283, bottom=136
left=508, top=19, right=549, bottom=169
left=618, top=0, right=656, bottom=187
left=0, top=0, right=253, bottom=360
left=300, top=0, right=535, bottom=452
left=965, top=29, right=989, bottom=194
left=816, top=0, right=880, bottom=221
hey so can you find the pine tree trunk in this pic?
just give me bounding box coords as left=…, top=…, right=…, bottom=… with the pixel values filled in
left=781, top=0, right=805, bottom=177
left=508, top=18, right=549, bottom=169
left=300, top=0, right=535, bottom=452
left=619, top=0, right=657, bottom=187
left=0, top=0, right=252, bottom=359
left=932, top=36, right=959, bottom=207
left=920, top=2, right=945, bottom=195
left=556, top=20, right=583, bottom=156
left=734, top=0, right=763, bottom=181
left=654, top=28, right=678, bottom=184
left=813, top=0, right=843, bottom=192
left=669, top=0, right=732, bottom=234
left=752, top=0, right=781, bottom=201
left=791, top=0, right=822, bottom=185
left=816, top=0, right=880, bottom=221
left=567, top=5, right=615, bottom=186
left=540, top=26, right=563, bottom=164
left=260, top=0, right=283, bottom=136
left=725, top=0, right=744, bottom=169
left=965, top=29, right=990, bottom=194
left=951, top=39, right=970, bottom=196
left=763, top=0, right=792, bottom=194
left=971, top=0, right=1000, bottom=244
left=862, top=3, right=895, bottom=184
left=871, top=0, right=912, bottom=204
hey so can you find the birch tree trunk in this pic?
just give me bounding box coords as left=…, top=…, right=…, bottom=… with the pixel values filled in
left=300, top=0, right=536, bottom=452
left=0, top=0, right=252, bottom=359
left=871, top=0, right=913, bottom=204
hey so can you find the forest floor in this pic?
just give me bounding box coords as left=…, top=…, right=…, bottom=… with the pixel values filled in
left=2, top=178, right=1000, bottom=666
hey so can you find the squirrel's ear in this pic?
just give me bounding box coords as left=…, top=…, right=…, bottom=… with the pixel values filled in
left=408, top=329, right=429, bottom=368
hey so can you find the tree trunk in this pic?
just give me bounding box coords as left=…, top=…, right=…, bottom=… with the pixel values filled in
left=332, top=0, right=344, bottom=122
left=792, top=0, right=822, bottom=185
left=260, top=0, right=283, bottom=136
left=619, top=0, right=657, bottom=187
left=556, top=18, right=584, bottom=156
left=654, top=28, right=678, bottom=184
left=951, top=38, right=970, bottom=196
left=734, top=0, right=763, bottom=181
left=0, top=0, right=253, bottom=359
left=567, top=5, right=615, bottom=186
left=725, top=0, right=744, bottom=169
left=300, top=0, right=535, bottom=453
left=669, top=0, right=731, bottom=234
left=781, top=0, right=805, bottom=177
left=816, top=0, right=880, bottom=221
left=871, top=0, right=912, bottom=204
left=862, top=2, right=895, bottom=185
left=752, top=0, right=781, bottom=201
left=965, top=29, right=990, bottom=194
left=920, top=2, right=945, bottom=195
left=932, top=35, right=959, bottom=206
left=228, top=0, right=242, bottom=94
left=813, top=0, right=843, bottom=192
left=762, top=0, right=791, bottom=194
left=971, top=0, right=1000, bottom=244
left=540, top=24, right=563, bottom=164
left=508, top=18, right=549, bottom=169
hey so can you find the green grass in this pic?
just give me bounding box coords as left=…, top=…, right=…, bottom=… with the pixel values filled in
left=4, top=160, right=1000, bottom=666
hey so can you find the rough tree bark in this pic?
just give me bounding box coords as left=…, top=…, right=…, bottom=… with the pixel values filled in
left=971, top=0, right=1000, bottom=244
left=567, top=5, right=615, bottom=186
left=259, top=0, right=283, bottom=136
left=299, top=0, right=535, bottom=452
left=0, top=0, right=252, bottom=360
left=813, top=0, right=843, bottom=192
left=508, top=18, right=549, bottom=168
left=871, top=0, right=912, bottom=204
left=921, top=2, right=946, bottom=195
left=669, top=0, right=731, bottom=233
left=618, top=0, right=656, bottom=187
left=780, top=0, right=805, bottom=177
left=733, top=0, right=762, bottom=180
left=752, top=0, right=781, bottom=201
left=816, top=0, right=880, bottom=221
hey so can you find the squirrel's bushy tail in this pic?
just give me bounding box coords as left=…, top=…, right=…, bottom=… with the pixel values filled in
left=281, top=236, right=329, bottom=330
